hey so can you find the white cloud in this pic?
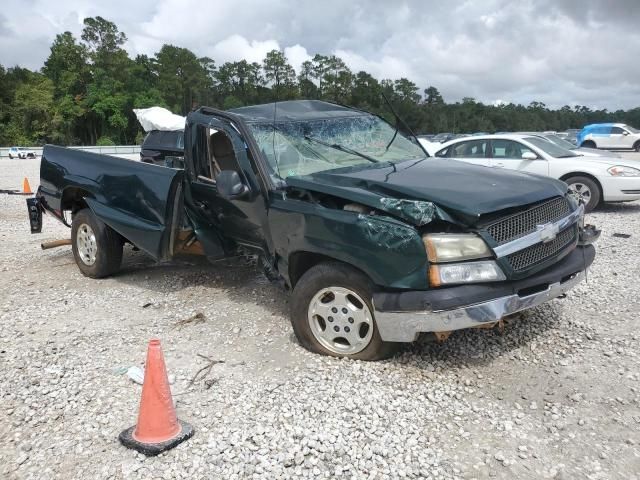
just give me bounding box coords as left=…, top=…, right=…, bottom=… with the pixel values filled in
left=284, top=44, right=311, bottom=73
left=210, top=35, right=280, bottom=64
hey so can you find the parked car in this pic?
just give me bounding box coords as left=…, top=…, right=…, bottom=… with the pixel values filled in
left=520, top=132, right=621, bottom=158
left=28, top=100, right=598, bottom=360
left=417, top=136, right=439, bottom=156
left=8, top=147, right=37, bottom=159
left=578, top=123, right=640, bottom=151
left=434, top=134, right=640, bottom=212
left=564, top=129, right=580, bottom=146
left=140, top=130, right=184, bottom=166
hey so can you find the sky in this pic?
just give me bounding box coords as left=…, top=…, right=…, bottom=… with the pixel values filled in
left=1, top=0, right=639, bottom=110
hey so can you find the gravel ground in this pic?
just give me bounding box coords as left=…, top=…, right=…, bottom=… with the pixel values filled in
left=1, top=156, right=640, bottom=480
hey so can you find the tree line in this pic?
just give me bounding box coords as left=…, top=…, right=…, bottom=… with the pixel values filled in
left=1, top=16, right=639, bottom=146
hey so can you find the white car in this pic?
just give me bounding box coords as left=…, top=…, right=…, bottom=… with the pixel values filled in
left=525, top=132, right=621, bottom=158
left=8, top=147, right=37, bottom=159
left=434, top=134, right=640, bottom=212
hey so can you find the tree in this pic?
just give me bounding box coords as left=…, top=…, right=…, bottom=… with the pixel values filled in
left=81, top=16, right=127, bottom=57
left=43, top=32, right=89, bottom=144
left=154, top=44, right=210, bottom=114
left=10, top=73, right=55, bottom=143
left=262, top=49, right=297, bottom=100
left=424, top=86, right=444, bottom=105
left=298, top=60, right=318, bottom=98
left=350, top=71, right=382, bottom=111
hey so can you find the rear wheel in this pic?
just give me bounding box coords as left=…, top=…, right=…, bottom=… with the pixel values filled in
left=290, top=262, right=398, bottom=360
left=71, top=208, right=123, bottom=278
left=8, top=154, right=13, bottom=159
left=565, top=176, right=601, bottom=213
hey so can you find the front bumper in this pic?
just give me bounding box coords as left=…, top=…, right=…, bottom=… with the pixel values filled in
left=373, top=245, right=595, bottom=342
left=601, top=176, right=640, bottom=202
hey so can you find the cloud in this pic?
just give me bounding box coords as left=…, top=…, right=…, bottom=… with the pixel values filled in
left=210, top=35, right=280, bottom=64
left=283, top=44, right=311, bottom=74
left=1, top=0, right=639, bottom=109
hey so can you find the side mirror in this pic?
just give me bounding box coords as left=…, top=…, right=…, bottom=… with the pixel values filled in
left=622, top=131, right=630, bottom=136
left=521, top=151, right=538, bottom=160
left=217, top=170, right=249, bottom=200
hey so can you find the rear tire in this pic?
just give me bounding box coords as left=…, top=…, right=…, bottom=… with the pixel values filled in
left=71, top=208, right=123, bottom=278
left=290, top=262, right=398, bottom=361
left=565, top=176, right=601, bottom=213
left=581, top=140, right=596, bottom=149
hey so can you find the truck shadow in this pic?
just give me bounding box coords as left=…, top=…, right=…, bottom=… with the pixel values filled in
left=114, top=246, right=290, bottom=318
left=108, top=246, right=569, bottom=366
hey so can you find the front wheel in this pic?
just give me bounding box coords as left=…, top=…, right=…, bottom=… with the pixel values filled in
left=290, top=262, right=398, bottom=360
left=634, top=142, right=640, bottom=152
left=71, top=208, right=123, bottom=278
left=565, top=176, right=601, bottom=213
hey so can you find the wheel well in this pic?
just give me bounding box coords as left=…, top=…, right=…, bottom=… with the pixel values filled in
left=559, top=172, right=603, bottom=198
left=288, top=251, right=369, bottom=289
left=60, top=187, right=93, bottom=214
left=633, top=140, right=640, bottom=149
left=581, top=140, right=596, bottom=148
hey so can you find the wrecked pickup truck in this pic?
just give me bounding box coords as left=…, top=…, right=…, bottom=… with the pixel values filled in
left=28, top=100, right=599, bottom=360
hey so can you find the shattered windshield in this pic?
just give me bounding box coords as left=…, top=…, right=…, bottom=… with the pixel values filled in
left=247, top=115, right=426, bottom=179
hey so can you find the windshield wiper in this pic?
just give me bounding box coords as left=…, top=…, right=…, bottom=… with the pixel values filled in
left=303, top=135, right=378, bottom=164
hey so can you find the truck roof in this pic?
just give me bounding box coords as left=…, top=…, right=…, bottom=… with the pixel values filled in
left=228, top=100, right=369, bottom=123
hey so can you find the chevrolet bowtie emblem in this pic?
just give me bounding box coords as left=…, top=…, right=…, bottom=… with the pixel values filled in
left=537, top=222, right=560, bottom=243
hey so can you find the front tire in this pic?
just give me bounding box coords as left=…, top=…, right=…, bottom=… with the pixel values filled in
left=581, top=140, right=596, bottom=149
left=565, top=176, right=601, bottom=213
left=71, top=208, right=123, bottom=278
left=290, top=262, right=398, bottom=360
left=634, top=141, right=640, bottom=152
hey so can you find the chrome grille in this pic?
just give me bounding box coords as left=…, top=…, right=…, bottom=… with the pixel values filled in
left=487, top=197, right=571, bottom=245
left=506, top=226, right=576, bottom=271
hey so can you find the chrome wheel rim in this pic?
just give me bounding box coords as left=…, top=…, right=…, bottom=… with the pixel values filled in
left=307, top=286, right=374, bottom=355
left=568, top=182, right=591, bottom=206
left=76, top=223, right=97, bottom=266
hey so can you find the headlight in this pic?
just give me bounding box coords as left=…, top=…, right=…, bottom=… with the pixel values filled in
left=608, top=166, right=640, bottom=177
left=423, top=233, right=492, bottom=262
left=429, top=261, right=506, bottom=286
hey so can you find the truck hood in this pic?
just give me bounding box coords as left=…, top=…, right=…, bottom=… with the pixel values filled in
left=286, top=158, right=567, bottom=227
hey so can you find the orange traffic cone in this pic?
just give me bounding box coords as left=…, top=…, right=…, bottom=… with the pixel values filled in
left=22, top=177, right=32, bottom=194
left=119, top=339, right=194, bottom=456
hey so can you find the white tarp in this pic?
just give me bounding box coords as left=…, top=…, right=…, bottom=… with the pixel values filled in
left=133, top=106, right=185, bottom=132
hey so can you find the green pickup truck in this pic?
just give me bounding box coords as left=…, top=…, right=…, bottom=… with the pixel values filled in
left=27, top=100, right=599, bottom=360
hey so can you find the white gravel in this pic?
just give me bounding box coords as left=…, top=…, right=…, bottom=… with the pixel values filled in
left=1, top=156, right=640, bottom=479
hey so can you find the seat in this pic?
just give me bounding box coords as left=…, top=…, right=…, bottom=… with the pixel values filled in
left=210, top=132, right=237, bottom=174
left=504, top=142, right=519, bottom=158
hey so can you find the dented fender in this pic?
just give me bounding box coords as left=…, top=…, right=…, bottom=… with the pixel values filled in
left=268, top=197, right=428, bottom=289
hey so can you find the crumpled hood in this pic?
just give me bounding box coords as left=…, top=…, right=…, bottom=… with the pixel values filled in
left=286, top=158, right=567, bottom=226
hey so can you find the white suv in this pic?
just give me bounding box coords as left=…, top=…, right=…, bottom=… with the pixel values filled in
left=8, top=147, right=37, bottom=159
left=578, top=123, right=640, bottom=151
